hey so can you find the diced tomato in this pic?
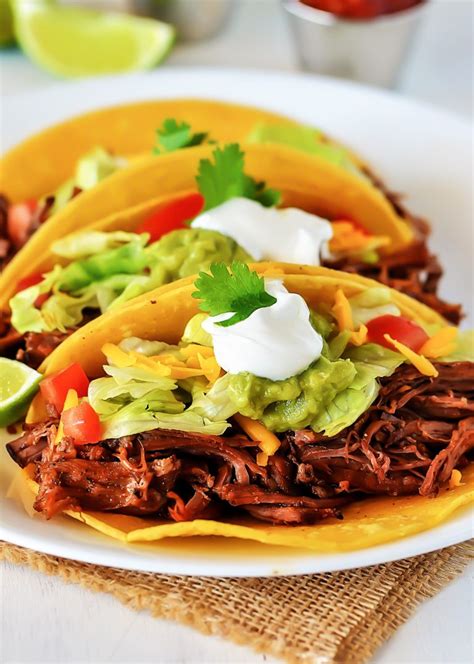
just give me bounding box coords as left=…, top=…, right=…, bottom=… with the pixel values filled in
left=7, top=199, right=38, bottom=249
left=34, top=293, right=49, bottom=308
left=62, top=402, right=102, bottom=445
left=367, top=314, right=429, bottom=352
left=15, top=272, right=50, bottom=308
left=136, top=192, right=205, bottom=243
left=40, top=363, right=90, bottom=412
left=15, top=272, right=44, bottom=293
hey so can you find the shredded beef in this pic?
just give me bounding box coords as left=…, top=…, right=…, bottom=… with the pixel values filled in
left=0, top=311, right=95, bottom=370
left=323, top=204, right=462, bottom=323
left=16, top=330, right=72, bottom=369
left=0, top=311, right=22, bottom=355
left=320, top=168, right=463, bottom=323
left=0, top=195, right=9, bottom=264
left=291, top=362, right=474, bottom=497
left=0, top=313, right=72, bottom=369
left=0, top=188, right=84, bottom=270
left=6, top=361, right=473, bottom=525
left=0, top=195, right=57, bottom=270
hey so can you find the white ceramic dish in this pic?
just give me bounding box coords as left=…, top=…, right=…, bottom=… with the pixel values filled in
left=1, top=68, right=472, bottom=577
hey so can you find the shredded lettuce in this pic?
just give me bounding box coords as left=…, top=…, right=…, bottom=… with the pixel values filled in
left=118, top=337, right=177, bottom=357
left=246, top=123, right=363, bottom=177
left=327, top=330, right=352, bottom=360
left=181, top=313, right=213, bottom=347
left=52, top=230, right=146, bottom=260
left=312, top=344, right=404, bottom=437
left=349, top=287, right=400, bottom=326
left=57, top=236, right=149, bottom=292
left=89, top=344, right=230, bottom=439
left=187, top=374, right=238, bottom=422
left=10, top=228, right=250, bottom=335
left=10, top=267, right=65, bottom=333
left=11, top=271, right=150, bottom=334
left=48, top=148, right=124, bottom=216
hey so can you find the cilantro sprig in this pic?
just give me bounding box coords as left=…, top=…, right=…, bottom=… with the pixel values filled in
left=192, top=262, right=277, bottom=327
left=154, top=118, right=208, bottom=154
left=196, top=144, right=281, bottom=211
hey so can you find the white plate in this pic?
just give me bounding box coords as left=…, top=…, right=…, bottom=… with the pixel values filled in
left=1, top=68, right=472, bottom=577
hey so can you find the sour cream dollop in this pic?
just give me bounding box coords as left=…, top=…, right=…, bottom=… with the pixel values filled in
left=191, top=198, right=333, bottom=265
left=202, top=280, right=323, bottom=381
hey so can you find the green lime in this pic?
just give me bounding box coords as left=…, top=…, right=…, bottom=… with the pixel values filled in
left=12, top=0, right=175, bottom=78
left=0, top=358, right=41, bottom=427
left=0, top=0, right=15, bottom=46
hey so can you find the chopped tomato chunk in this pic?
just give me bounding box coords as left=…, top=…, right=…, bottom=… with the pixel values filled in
left=136, top=192, right=205, bottom=243
left=367, top=314, right=429, bottom=352
left=40, top=363, right=90, bottom=412
left=7, top=199, right=38, bottom=249
left=15, top=272, right=44, bottom=293
left=62, top=402, right=102, bottom=445
left=15, top=272, right=49, bottom=307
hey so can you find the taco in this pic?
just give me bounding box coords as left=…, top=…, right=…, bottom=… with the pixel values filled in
left=1, top=98, right=364, bottom=270
left=2, top=97, right=449, bottom=326
left=6, top=262, right=473, bottom=552
left=0, top=143, right=460, bottom=368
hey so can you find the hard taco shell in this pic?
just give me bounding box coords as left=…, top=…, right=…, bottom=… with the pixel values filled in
left=0, top=143, right=413, bottom=307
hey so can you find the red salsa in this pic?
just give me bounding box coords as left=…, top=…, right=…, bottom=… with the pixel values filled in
left=300, top=0, right=425, bottom=20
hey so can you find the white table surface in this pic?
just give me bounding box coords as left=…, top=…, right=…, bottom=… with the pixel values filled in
left=1, top=1, right=473, bottom=662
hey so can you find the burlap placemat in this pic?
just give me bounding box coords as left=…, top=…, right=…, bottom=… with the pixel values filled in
left=1, top=539, right=472, bottom=663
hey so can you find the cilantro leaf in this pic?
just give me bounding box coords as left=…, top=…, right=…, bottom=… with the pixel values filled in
left=196, top=144, right=281, bottom=211
left=192, top=261, right=277, bottom=327
left=154, top=118, right=208, bottom=154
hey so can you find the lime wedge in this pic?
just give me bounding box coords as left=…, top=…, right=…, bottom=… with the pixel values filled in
left=12, top=0, right=175, bottom=78
left=0, top=358, right=41, bottom=427
left=0, top=0, right=15, bottom=46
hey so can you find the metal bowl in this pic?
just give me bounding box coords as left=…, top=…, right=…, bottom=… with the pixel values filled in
left=282, top=0, right=428, bottom=87
left=132, top=0, right=234, bottom=41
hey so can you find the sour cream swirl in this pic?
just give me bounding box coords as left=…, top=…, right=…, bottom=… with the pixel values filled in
left=202, top=280, right=323, bottom=381
left=191, top=197, right=333, bottom=265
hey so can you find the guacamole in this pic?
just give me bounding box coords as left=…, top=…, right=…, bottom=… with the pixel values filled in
left=226, top=355, right=356, bottom=432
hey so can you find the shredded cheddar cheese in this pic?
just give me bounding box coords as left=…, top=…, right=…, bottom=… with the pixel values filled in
left=449, top=469, right=464, bottom=490
left=332, top=289, right=354, bottom=331
left=384, top=334, right=438, bottom=377
left=420, top=327, right=458, bottom=359
left=329, top=221, right=390, bottom=257
left=180, top=344, right=215, bottom=359
left=101, top=343, right=221, bottom=385
left=332, top=289, right=367, bottom=346
left=55, top=389, right=79, bottom=444
left=349, top=324, right=368, bottom=347
left=233, top=413, right=281, bottom=465
left=102, top=343, right=170, bottom=376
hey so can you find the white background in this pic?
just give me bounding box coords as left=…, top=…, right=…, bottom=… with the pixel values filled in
left=0, top=1, right=473, bottom=662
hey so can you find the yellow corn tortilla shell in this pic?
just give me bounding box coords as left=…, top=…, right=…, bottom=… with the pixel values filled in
left=0, top=142, right=413, bottom=308
left=21, top=464, right=474, bottom=553
left=1, top=98, right=365, bottom=202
